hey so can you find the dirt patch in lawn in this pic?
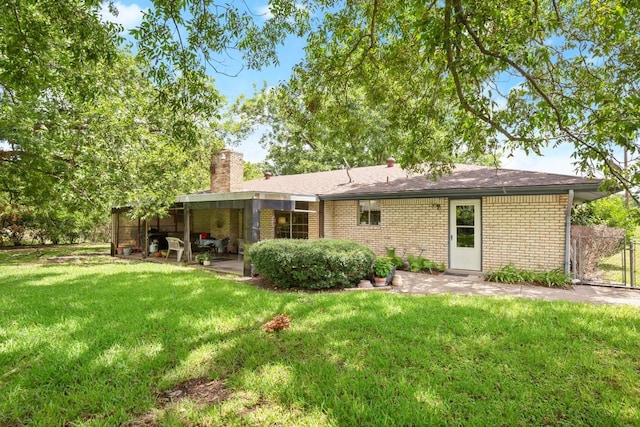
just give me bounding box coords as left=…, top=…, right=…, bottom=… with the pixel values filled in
left=129, top=378, right=232, bottom=426
left=159, top=378, right=231, bottom=406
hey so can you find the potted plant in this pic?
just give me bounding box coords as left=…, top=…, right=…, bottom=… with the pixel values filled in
left=196, top=252, right=211, bottom=266
left=373, top=256, right=394, bottom=286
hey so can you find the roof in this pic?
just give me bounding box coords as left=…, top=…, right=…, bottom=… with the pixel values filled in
left=236, top=163, right=605, bottom=202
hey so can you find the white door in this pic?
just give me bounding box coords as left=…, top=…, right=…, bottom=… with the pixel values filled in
left=449, top=200, right=481, bottom=271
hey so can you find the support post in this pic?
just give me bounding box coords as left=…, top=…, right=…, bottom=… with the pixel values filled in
left=184, top=204, right=192, bottom=261
left=242, top=199, right=260, bottom=276
left=142, top=220, right=148, bottom=259
left=564, top=190, right=574, bottom=276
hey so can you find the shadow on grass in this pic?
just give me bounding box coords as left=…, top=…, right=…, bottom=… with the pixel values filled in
left=1, top=260, right=639, bottom=425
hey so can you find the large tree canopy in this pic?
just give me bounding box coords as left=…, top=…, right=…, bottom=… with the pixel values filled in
left=2, top=0, right=639, bottom=229
left=241, top=0, right=638, bottom=191
left=0, top=1, right=234, bottom=223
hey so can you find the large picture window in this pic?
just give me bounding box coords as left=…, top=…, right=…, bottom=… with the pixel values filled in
left=359, top=200, right=381, bottom=226
left=275, top=202, right=309, bottom=239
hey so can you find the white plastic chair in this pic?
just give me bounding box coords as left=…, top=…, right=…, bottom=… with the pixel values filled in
left=165, top=237, right=185, bottom=262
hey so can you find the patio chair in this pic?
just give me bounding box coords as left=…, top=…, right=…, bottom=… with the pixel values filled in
left=165, top=237, right=185, bottom=262
left=215, top=237, right=229, bottom=254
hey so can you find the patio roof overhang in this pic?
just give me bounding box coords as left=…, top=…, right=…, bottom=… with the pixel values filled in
left=176, top=191, right=318, bottom=210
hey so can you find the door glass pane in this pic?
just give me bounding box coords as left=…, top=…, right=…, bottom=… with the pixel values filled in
left=457, top=227, right=475, bottom=248
left=456, top=204, right=475, bottom=248
left=456, top=205, right=474, bottom=226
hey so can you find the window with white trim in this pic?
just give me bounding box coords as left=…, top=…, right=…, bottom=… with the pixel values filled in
left=359, top=200, right=381, bottom=225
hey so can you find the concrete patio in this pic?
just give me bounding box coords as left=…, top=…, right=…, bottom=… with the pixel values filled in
left=115, top=254, right=640, bottom=307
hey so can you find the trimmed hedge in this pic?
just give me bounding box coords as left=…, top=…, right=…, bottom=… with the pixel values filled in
left=249, top=239, right=376, bottom=289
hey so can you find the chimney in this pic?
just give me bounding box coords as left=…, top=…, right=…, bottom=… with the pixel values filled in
left=264, top=172, right=272, bottom=180
left=210, top=149, right=244, bottom=193
left=386, top=157, right=395, bottom=167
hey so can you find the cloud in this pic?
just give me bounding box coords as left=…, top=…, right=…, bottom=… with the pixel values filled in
left=100, top=1, right=146, bottom=30
left=501, top=144, right=582, bottom=176
left=255, top=4, right=274, bottom=19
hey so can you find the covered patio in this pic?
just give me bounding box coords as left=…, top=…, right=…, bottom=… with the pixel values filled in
left=115, top=250, right=246, bottom=275
left=111, top=191, right=317, bottom=276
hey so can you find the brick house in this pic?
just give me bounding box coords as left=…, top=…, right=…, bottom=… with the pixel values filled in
left=112, top=149, right=607, bottom=276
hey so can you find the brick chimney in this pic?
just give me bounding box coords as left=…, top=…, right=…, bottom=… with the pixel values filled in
left=210, top=149, right=243, bottom=193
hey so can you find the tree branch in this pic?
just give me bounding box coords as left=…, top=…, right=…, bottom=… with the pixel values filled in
left=450, top=0, right=636, bottom=200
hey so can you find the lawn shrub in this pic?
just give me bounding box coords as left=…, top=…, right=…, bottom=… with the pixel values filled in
left=406, top=254, right=445, bottom=273
left=384, top=248, right=444, bottom=273
left=484, top=263, right=571, bottom=287
left=384, top=247, right=406, bottom=269
left=249, top=239, right=376, bottom=289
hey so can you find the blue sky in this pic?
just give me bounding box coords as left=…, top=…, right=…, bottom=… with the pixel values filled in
left=105, top=1, right=582, bottom=175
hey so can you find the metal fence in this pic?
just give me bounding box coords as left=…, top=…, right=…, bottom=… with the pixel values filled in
left=572, top=235, right=638, bottom=287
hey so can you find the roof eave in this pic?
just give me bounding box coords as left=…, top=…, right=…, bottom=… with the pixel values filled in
left=176, top=191, right=318, bottom=203
left=319, top=184, right=608, bottom=201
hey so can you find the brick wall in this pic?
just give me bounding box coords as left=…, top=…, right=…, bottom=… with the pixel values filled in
left=482, top=194, right=568, bottom=271
left=206, top=194, right=567, bottom=272
left=260, top=209, right=275, bottom=240
left=324, top=198, right=449, bottom=263
left=210, top=149, right=244, bottom=193
left=309, top=202, right=320, bottom=239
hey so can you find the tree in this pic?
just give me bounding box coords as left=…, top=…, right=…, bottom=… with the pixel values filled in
left=238, top=75, right=501, bottom=175
left=572, top=194, right=640, bottom=238
left=0, top=1, right=236, bottom=224
left=244, top=161, right=272, bottom=180
left=276, top=0, right=639, bottom=194
left=0, top=47, right=225, bottom=222
left=4, top=0, right=640, bottom=229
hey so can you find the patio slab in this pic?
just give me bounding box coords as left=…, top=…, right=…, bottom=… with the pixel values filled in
left=390, top=270, right=640, bottom=307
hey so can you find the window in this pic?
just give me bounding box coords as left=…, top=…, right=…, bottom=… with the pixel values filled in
left=275, top=209, right=308, bottom=239
left=359, top=200, right=381, bottom=225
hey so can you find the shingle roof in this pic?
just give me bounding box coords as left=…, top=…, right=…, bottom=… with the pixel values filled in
left=236, top=163, right=603, bottom=199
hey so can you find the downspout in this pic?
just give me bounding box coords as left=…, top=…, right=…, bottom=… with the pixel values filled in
left=564, top=189, right=574, bottom=275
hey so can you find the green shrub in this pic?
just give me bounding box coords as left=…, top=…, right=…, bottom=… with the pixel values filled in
left=384, top=247, right=405, bottom=269
left=373, top=256, right=394, bottom=278
left=406, top=254, right=445, bottom=273
left=484, top=263, right=571, bottom=288
left=249, top=239, right=376, bottom=290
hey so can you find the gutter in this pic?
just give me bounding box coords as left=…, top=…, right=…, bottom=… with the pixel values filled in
left=319, top=183, right=603, bottom=201
left=176, top=190, right=318, bottom=203
left=565, top=189, right=574, bottom=276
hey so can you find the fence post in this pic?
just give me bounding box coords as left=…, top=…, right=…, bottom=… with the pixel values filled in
left=572, top=239, right=577, bottom=279
left=622, top=237, right=627, bottom=286
left=578, top=236, right=583, bottom=281
left=631, top=240, right=636, bottom=288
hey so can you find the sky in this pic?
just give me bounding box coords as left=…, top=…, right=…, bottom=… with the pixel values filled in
left=104, top=1, right=583, bottom=176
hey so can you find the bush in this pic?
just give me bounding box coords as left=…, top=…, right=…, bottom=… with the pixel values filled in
left=406, top=254, right=445, bottom=273
left=572, top=195, right=640, bottom=239
left=373, top=256, right=394, bottom=278
left=249, top=239, right=376, bottom=290
left=484, top=263, right=571, bottom=288
left=384, top=247, right=406, bottom=269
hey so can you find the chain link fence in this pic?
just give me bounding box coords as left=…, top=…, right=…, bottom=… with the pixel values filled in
left=571, top=225, right=638, bottom=287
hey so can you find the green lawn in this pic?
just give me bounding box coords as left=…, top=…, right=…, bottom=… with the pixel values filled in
left=1, top=245, right=640, bottom=426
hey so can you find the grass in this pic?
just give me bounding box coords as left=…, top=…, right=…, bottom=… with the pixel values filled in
left=1, top=245, right=640, bottom=426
